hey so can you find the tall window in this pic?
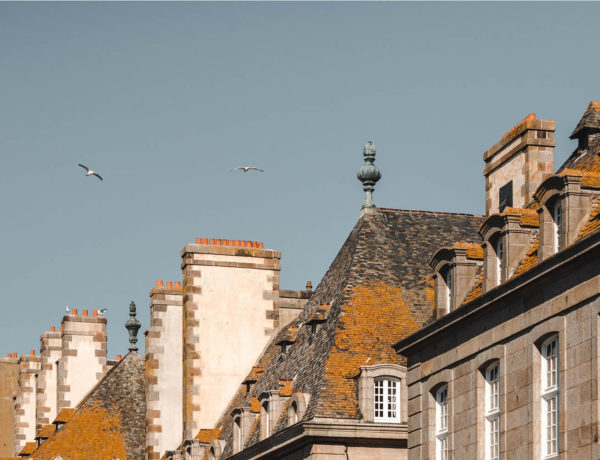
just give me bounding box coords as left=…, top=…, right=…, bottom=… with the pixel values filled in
left=288, top=401, right=298, bottom=426
left=444, top=268, right=452, bottom=312
left=374, top=378, right=400, bottom=422
left=541, top=336, right=559, bottom=457
left=436, top=385, right=449, bottom=460
left=233, top=416, right=242, bottom=453
left=261, top=401, right=270, bottom=438
left=552, top=201, right=562, bottom=252
left=495, top=237, right=503, bottom=285
left=485, top=363, right=500, bottom=460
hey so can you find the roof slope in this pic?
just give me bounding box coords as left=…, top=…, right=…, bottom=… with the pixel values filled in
left=213, top=208, right=483, bottom=457
left=569, top=101, right=600, bottom=139
left=33, top=352, right=145, bottom=460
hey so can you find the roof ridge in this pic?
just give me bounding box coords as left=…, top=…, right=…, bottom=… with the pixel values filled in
left=377, top=207, right=484, bottom=217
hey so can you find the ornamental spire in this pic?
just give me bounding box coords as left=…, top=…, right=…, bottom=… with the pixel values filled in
left=125, top=301, right=141, bottom=352
left=357, top=141, right=381, bottom=211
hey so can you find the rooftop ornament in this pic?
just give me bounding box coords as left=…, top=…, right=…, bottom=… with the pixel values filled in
left=357, top=141, right=381, bottom=212
left=125, top=301, right=141, bottom=352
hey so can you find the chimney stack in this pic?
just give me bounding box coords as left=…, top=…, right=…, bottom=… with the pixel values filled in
left=483, top=114, right=555, bottom=215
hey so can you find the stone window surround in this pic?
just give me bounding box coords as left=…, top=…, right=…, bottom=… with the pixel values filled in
left=230, top=407, right=255, bottom=453
left=357, top=363, right=406, bottom=424
left=208, top=440, right=226, bottom=460
left=287, top=392, right=310, bottom=427
left=534, top=173, right=596, bottom=261
left=528, top=316, right=565, bottom=460
left=430, top=247, right=483, bottom=317
left=473, top=344, right=506, bottom=460
left=423, top=368, right=453, bottom=460
left=258, top=390, right=286, bottom=440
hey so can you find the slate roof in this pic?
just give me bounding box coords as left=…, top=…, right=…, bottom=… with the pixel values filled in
left=210, top=207, right=483, bottom=457
left=451, top=102, right=600, bottom=305
left=32, top=352, right=145, bottom=460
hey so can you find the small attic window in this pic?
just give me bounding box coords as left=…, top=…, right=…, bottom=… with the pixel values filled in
left=499, top=181, right=513, bottom=213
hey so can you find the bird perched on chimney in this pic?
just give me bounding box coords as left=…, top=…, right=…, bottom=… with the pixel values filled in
left=65, top=305, right=69, bottom=313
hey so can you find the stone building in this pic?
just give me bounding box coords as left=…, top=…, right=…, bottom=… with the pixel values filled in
left=3, top=101, right=600, bottom=460
left=395, top=102, right=600, bottom=459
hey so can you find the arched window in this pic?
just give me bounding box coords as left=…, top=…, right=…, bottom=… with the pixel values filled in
left=541, top=335, right=559, bottom=457
left=374, top=377, right=400, bottom=422
left=288, top=401, right=298, bottom=426
left=495, top=236, right=503, bottom=285
left=484, top=362, right=500, bottom=460
left=436, top=385, right=448, bottom=460
left=551, top=200, right=562, bottom=252
left=261, top=400, right=270, bottom=439
left=233, top=416, right=242, bottom=453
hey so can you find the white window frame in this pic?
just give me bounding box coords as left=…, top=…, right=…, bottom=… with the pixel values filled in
left=444, top=268, right=452, bottom=312
left=495, top=236, right=503, bottom=285
left=436, top=385, right=449, bottom=460
left=541, top=336, right=559, bottom=458
left=484, top=362, right=500, bottom=460
left=374, top=377, right=400, bottom=423
left=552, top=201, right=562, bottom=252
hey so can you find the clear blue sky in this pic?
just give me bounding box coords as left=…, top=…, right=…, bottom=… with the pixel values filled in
left=1, top=2, right=598, bottom=357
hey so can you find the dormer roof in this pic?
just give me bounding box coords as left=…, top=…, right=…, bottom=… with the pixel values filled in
left=570, top=101, right=600, bottom=139
left=479, top=207, right=539, bottom=240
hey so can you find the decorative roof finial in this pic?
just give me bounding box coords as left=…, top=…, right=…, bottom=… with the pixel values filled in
left=357, top=141, right=381, bottom=211
left=125, top=301, right=141, bottom=352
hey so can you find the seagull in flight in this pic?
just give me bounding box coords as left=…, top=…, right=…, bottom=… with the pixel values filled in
left=232, top=166, right=264, bottom=173
left=98, top=308, right=108, bottom=317
left=78, top=163, right=103, bottom=181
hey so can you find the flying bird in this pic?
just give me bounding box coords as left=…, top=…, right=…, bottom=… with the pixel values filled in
left=78, top=163, right=103, bottom=181
left=232, top=166, right=264, bottom=173
left=98, top=308, right=108, bottom=317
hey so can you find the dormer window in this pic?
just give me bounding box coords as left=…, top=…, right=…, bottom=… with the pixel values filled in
left=374, top=377, right=400, bottom=423
left=358, top=364, right=406, bottom=423
left=261, top=401, right=270, bottom=438
left=233, top=416, right=242, bottom=453
left=494, top=236, right=503, bottom=285
left=551, top=200, right=562, bottom=252
left=287, top=392, right=309, bottom=426
left=442, top=267, right=452, bottom=313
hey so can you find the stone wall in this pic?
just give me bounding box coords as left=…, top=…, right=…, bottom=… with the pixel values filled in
left=405, top=241, right=600, bottom=459
left=181, top=239, right=281, bottom=438
left=146, top=280, right=183, bottom=460
left=14, top=352, right=40, bottom=453
left=37, top=328, right=61, bottom=430
left=0, top=356, right=19, bottom=456
left=57, top=310, right=107, bottom=411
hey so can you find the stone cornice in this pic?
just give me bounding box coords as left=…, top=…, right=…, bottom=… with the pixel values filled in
left=225, top=420, right=407, bottom=460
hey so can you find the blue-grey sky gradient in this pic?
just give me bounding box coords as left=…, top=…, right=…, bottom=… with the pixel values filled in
left=1, top=2, right=598, bottom=357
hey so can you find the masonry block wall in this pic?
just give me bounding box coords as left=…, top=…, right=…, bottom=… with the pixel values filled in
left=146, top=280, right=183, bottom=460
left=484, top=115, right=555, bottom=215
left=0, top=355, right=19, bottom=456
left=181, top=239, right=281, bottom=438
left=57, top=310, right=107, bottom=411
left=36, top=328, right=61, bottom=431
left=14, top=351, right=40, bottom=453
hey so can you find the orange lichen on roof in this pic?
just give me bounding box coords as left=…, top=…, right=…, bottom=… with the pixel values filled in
left=513, top=236, right=540, bottom=279
left=243, top=367, right=264, bottom=384
left=501, top=207, right=539, bottom=227
left=250, top=396, right=260, bottom=413
left=453, top=242, right=484, bottom=259
left=307, top=304, right=331, bottom=323
left=19, top=442, right=36, bottom=456
left=195, top=428, right=221, bottom=443
left=319, top=282, right=417, bottom=417
left=33, top=405, right=127, bottom=460
left=463, top=271, right=483, bottom=304
left=53, top=408, right=75, bottom=424
left=279, top=379, right=293, bottom=397
left=36, top=424, right=56, bottom=439
left=582, top=171, right=600, bottom=189
left=278, top=325, right=299, bottom=343
left=577, top=198, right=600, bottom=239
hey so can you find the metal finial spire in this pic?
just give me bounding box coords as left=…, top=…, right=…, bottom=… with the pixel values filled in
left=125, top=301, right=141, bottom=352
left=357, top=141, right=381, bottom=210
